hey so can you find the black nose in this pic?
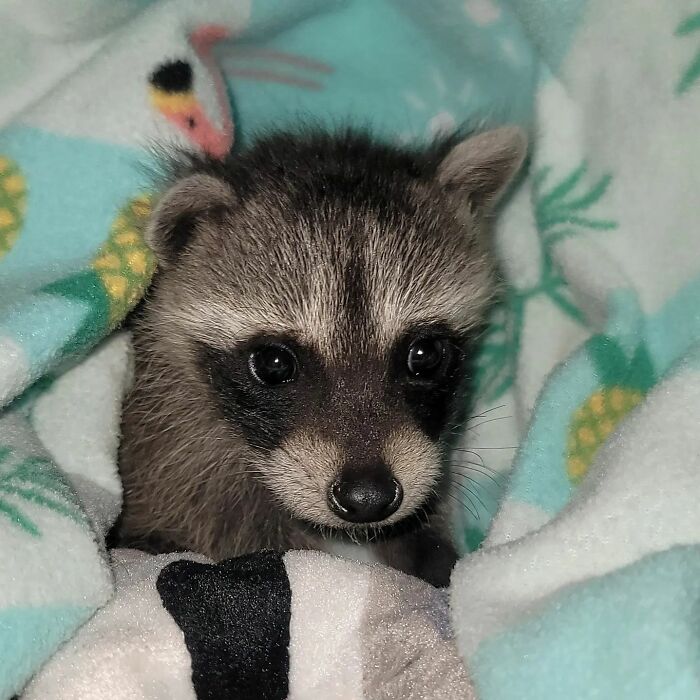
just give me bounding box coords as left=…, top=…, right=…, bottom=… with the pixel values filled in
left=328, top=474, right=403, bottom=524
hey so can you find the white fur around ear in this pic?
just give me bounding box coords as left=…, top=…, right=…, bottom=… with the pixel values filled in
left=437, top=126, right=527, bottom=212
left=146, top=173, right=235, bottom=266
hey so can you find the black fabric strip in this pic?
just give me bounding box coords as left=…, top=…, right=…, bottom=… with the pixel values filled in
left=156, top=551, right=291, bottom=700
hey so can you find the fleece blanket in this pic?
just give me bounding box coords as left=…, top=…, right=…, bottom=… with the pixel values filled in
left=2, top=0, right=700, bottom=698
left=23, top=549, right=472, bottom=700
left=451, top=0, right=700, bottom=698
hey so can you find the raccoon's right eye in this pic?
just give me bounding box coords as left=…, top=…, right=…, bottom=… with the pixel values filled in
left=248, top=344, right=298, bottom=386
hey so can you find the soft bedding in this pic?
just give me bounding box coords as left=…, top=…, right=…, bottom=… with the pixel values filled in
left=1, top=1, right=699, bottom=698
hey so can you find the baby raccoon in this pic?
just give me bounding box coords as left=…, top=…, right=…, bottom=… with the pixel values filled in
left=118, top=127, right=525, bottom=587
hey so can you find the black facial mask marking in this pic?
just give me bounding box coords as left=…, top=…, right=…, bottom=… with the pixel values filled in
left=392, top=325, right=469, bottom=441
left=197, top=324, right=472, bottom=457
left=197, top=336, right=310, bottom=451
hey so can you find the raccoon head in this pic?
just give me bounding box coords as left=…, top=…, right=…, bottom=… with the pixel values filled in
left=143, top=127, right=526, bottom=533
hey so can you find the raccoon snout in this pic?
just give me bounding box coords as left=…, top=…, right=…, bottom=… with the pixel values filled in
left=328, top=470, right=403, bottom=524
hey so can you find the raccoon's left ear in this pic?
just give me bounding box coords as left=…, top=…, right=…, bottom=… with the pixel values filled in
left=146, top=173, right=235, bottom=267
left=436, top=126, right=527, bottom=213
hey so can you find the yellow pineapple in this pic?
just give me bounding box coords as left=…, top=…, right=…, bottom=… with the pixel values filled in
left=40, top=193, right=157, bottom=357
left=566, top=336, right=655, bottom=483
left=92, top=194, right=156, bottom=326
left=0, top=155, right=26, bottom=261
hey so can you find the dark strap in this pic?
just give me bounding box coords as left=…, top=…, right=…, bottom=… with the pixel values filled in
left=157, top=551, right=291, bottom=700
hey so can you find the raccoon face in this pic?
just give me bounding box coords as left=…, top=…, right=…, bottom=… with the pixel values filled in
left=143, top=127, right=526, bottom=531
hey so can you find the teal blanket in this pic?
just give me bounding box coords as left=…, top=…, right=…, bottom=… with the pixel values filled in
left=451, top=1, right=700, bottom=698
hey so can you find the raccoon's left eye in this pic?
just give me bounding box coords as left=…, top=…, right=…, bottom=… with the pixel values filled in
left=406, top=337, right=447, bottom=379
left=248, top=344, right=298, bottom=385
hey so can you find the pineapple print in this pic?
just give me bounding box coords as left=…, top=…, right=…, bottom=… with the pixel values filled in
left=567, top=335, right=655, bottom=483
left=0, top=155, right=26, bottom=261
left=41, top=194, right=156, bottom=357
left=475, top=162, right=617, bottom=403
left=0, top=446, right=85, bottom=537
left=92, top=194, right=155, bottom=326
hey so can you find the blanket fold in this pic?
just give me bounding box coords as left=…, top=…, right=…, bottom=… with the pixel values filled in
left=451, top=1, right=700, bottom=698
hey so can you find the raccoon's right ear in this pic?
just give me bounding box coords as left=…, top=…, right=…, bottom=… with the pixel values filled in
left=145, top=173, right=235, bottom=267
